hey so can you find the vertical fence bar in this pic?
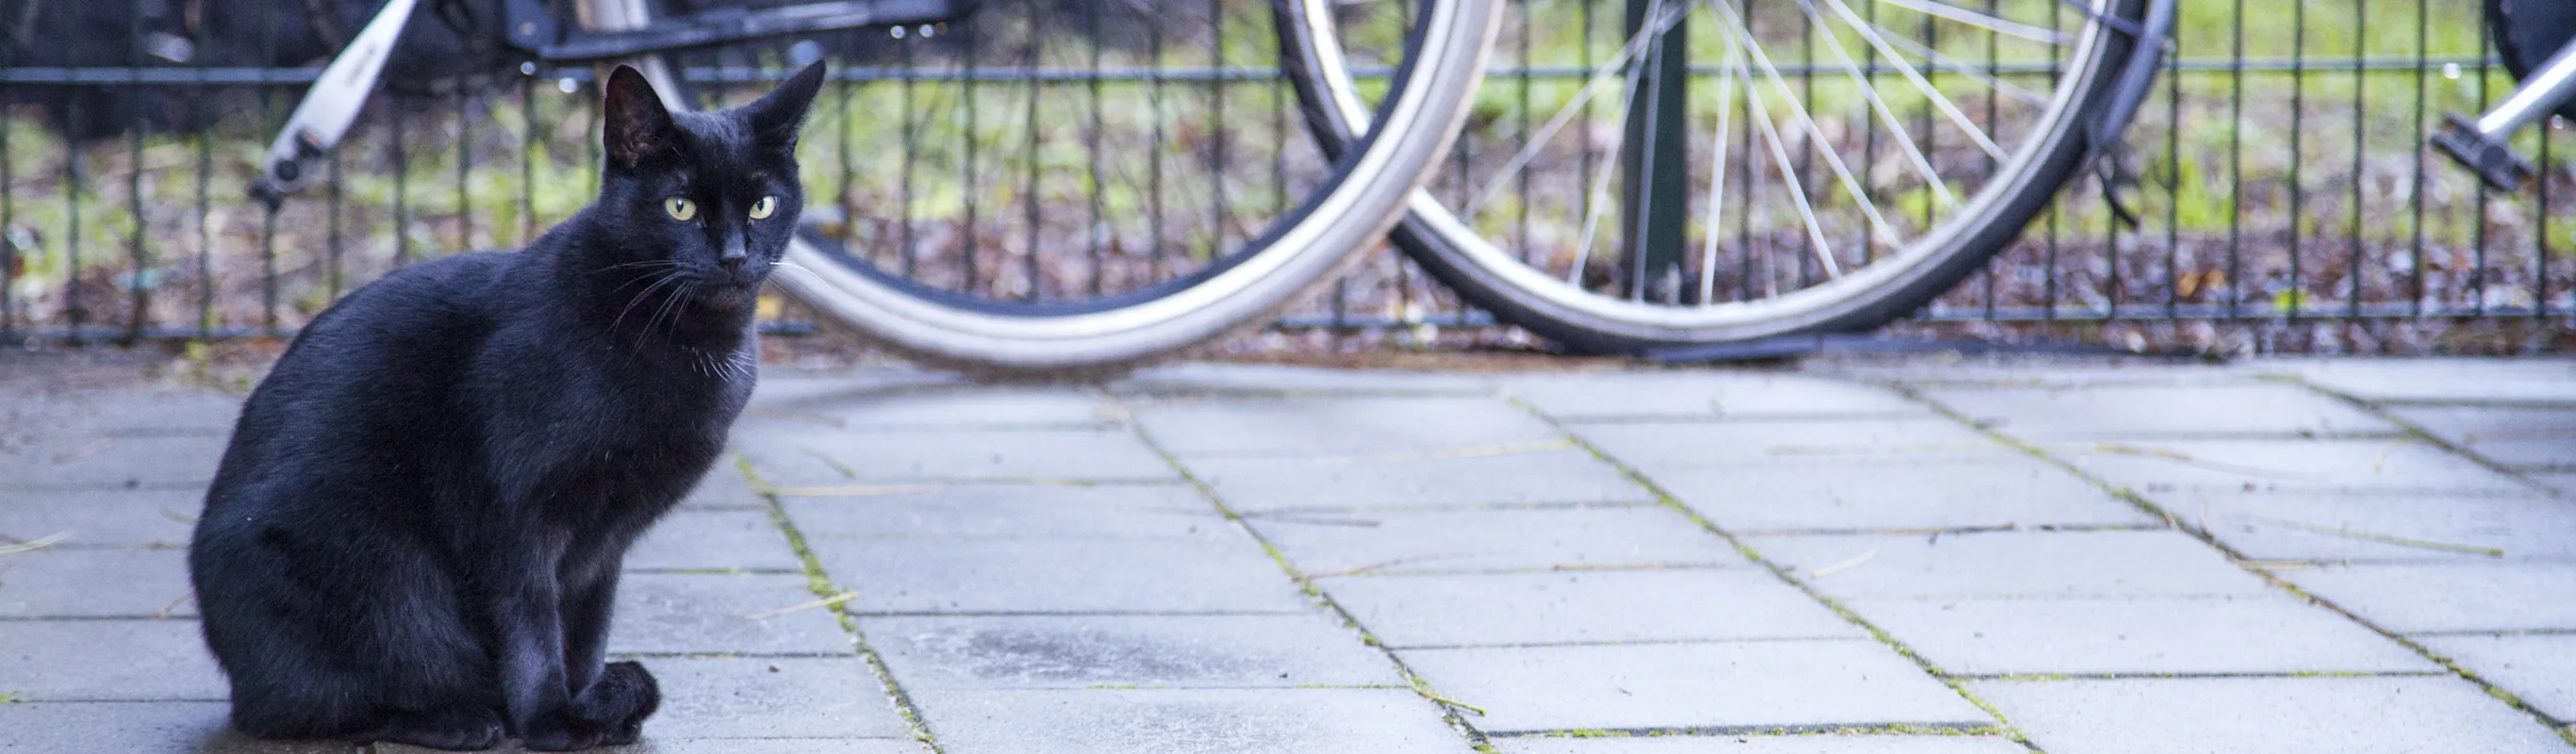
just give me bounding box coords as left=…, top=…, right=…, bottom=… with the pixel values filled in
left=2409, top=0, right=2428, bottom=317
left=329, top=151, right=345, bottom=301
left=2474, top=15, right=2492, bottom=316
left=123, top=0, right=147, bottom=342
left=1, top=8, right=15, bottom=342
left=2287, top=0, right=2305, bottom=322
left=2226, top=0, right=2245, bottom=319
left=899, top=25, right=917, bottom=277
left=1084, top=2, right=1103, bottom=296
left=1516, top=0, right=1532, bottom=263
left=2164, top=18, right=2182, bottom=320
left=457, top=85, right=472, bottom=252
left=395, top=94, right=412, bottom=266
left=960, top=17, right=981, bottom=293
left=194, top=51, right=212, bottom=337
left=1147, top=13, right=1166, bottom=280
left=1022, top=0, right=1042, bottom=302
left=1206, top=0, right=1228, bottom=265
left=2348, top=0, right=2365, bottom=321
left=2539, top=126, right=2552, bottom=320
left=521, top=73, right=537, bottom=244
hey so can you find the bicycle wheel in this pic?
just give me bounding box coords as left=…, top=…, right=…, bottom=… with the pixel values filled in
left=1280, top=0, right=2151, bottom=353
left=617, top=0, right=1500, bottom=376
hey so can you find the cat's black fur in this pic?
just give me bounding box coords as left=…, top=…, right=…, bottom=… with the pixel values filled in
left=188, top=61, right=824, bottom=752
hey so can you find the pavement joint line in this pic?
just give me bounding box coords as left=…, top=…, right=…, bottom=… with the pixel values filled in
left=2404, top=628, right=2576, bottom=638
left=1237, top=500, right=1663, bottom=516
left=1727, top=522, right=2167, bottom=537
left=1882, top=377, right=2576, bottom=747
left=2288, top=380, right=2565, bottom=497
left=842, top=610, right=1309, bottom=618
left=1478, top=721, right=2007, bottom=738
left=621, top=567, right=808, bottom=576
left=732, top=454, right=948, bottom=754
left=1164, top=439, right=1581, bottom=464
left=1546, top=411, right=1937, bottom=426
left=1106, top=387, right=1498, bottom=401
left=753, top=477, right=1190, bottom=495
left=1947, top=670, right=2456, bottom=681
left=1065, top=684, right=1416, bottom=691
left=1496, top=388, right=2034, bottom=748
left=0, top=482, right=209, bottom=493
left=2361, top=398, right=2576, bottom=410
left=1300, top=563, right=1764, bottom=580
left=2005, top=430, right=2419, bottom=442
left=606, top=652, right=860, bottom=660
left=1111, top=393, right=1505, bottom=753
left=1388, top=636, right=1877, bottom=652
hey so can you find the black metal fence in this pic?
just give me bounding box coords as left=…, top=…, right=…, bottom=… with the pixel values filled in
left=0, top=0, right=2568, bottom=356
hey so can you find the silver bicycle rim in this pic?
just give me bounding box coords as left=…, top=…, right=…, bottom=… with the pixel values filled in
left=605, top=0, right=1499, bottom=375
left=1290, top=0, right=2138, bottom=349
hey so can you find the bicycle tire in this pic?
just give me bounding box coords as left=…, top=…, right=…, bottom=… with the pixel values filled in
left=2491, top=0, right=2576, bottom=122
left=618, top=0, right=1499, bottom=378
left=1279, top=0, right=2152, bottom=354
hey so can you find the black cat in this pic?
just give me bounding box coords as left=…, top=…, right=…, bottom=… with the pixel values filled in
left=188, top=61, right=824, bottom=751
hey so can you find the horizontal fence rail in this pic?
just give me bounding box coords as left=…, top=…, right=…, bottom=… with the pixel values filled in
left=0, top=0, right=2567, bottom=357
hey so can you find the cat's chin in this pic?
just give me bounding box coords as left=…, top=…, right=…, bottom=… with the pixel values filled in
left=694, top=284, right=759, bottom=311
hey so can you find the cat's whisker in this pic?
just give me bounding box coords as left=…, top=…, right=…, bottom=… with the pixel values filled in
left=610, top=270, right=688, bottom=334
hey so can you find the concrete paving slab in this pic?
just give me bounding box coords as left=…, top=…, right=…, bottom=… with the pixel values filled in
left=783, top=484, right=1228, bottom=540
left=1112, top=363, right=1491, bottom=396
left=2054, top=438, right=2537, bottom=494
left=0, top=488, right=203, bottom=548
left=1497, top=371, right=1924, bottom=419
left=0, top=434, right=225, bottom=490
left=2169, top=491, right=2576, bottom=561
left=745, top=382, right=1113, bottom=430
left=0, top=619, right=226, bottom=701
left=0, top=548, right=194, bottom=617
left=680, top=468, right=770, bottom=510
left=1319, top=569, right=1861, bottom=648
left=2274, top=358, right=2576, bottom=403
left=904, top=687, right=1472, bottom=754
left=2385, top=405, right=2576, bottom=469
left=1185, top=449, right=1648, bottom=511
left=861, top=614, right=1400, bottom=689
left=1920, top=383, right=2394, bottom=437
left=604, top=740, right=926, bottom=754
left=607, top=573, right=853, bottom=656
left=0, top=701, right=356, bottom=753
left=1572, top=418, right=2004, bottom=472
left=1494, top=735, right=2028, bottom=754
left=1971, top=676, right=2571, bottom=754
left=811, top=537, right=1310, bottom=615
left=2418, top=633, right=2576, bottom=724
left=632, top=657, right=911, bottom=739
left=1640, top=457, right=2150, bottom=533
left=1247, top=504, right=1745, bottom=575
left=1129, top=396, right=1563, bottom=457
left=625, top=508, right=801, bottom=572
left=1844, top=596, right=2434, bottom=676
left=1399, top=642, right=1988, bottom=734
left=737, top=427, right=1175, bottom=486
left=1744, top=530, right=2274, bottom=599
left=2281, top=562, right=2576, bottom=633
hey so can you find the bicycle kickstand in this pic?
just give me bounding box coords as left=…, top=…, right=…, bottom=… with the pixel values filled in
left=2434, top=37, right=2576, bottom=192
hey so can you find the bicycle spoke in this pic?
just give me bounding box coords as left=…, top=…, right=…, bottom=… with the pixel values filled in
left=1699, top=34, right=1742, bottom=306
left=1820, top=0, right=2010, bottom=160
left=1874, top=21, right=2048, bottom=106
left=1871, top=0, right=2067, bottom=45
left=1566, top=8, right=1662, bottom=287
left=1733, top=50, right=1841, bottom=280
left=1787, top=0, right=1956, bottom=208
left=1712, top=0, right=1902, bottom=251
left=1462, top=0, right=1693, bottom=220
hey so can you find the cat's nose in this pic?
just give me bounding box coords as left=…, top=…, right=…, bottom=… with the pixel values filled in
left=718, top=235, right=751, bottom=274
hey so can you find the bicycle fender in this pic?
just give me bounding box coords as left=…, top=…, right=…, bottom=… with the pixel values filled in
left=2084, top=0, right=2173, bottom=154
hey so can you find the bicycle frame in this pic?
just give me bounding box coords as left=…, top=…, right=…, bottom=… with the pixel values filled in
left=255, top=0, right=968, bottom=203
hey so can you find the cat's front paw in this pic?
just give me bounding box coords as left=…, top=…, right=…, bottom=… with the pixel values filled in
left=517, top=712, right=607, bottom=752
left=577, top=660, right=661, bottom=746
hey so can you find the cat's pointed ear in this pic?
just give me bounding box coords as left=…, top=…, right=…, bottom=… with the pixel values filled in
left=741, top=60, right=826, bottom=152
left=603, top=65, right=678, bottom=170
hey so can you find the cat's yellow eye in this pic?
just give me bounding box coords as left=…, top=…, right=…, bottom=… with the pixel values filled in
left=748, top=196, right=777, bottom=221
left=663, top=197, right=696, bottom=221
